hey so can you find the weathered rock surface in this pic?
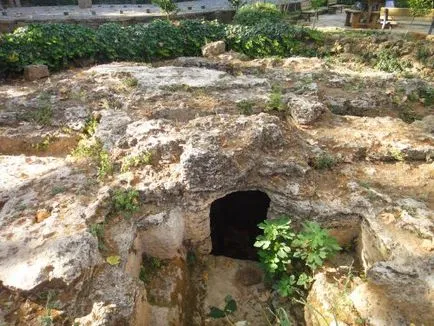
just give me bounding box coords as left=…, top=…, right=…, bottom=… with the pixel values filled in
left=0, top=162, right=104, bottom=291
left=202, top=41, right=226, bottom=57
left=0, top=59, right=433, bottom=325
left=24, top=64, right=49, bottom=81
left=287, top=95, right=327, bottom=124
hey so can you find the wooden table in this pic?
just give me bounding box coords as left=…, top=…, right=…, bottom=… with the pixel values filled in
left=344, top=9, right=380, bottom=28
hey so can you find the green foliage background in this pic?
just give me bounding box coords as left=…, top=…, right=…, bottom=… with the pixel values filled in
left=0, top=20, right=322, bottom=76
left=233, top=2, right=284, bottom=26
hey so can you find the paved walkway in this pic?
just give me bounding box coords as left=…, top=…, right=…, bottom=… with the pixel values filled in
left=310, top=12, right=432, bottom=34
left=0, top=0, right=295, bottom=19
left=0, top=2, right=431, bottom=35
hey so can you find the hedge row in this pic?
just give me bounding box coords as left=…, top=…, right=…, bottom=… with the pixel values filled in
left=0, top=20, right=323, bottom=76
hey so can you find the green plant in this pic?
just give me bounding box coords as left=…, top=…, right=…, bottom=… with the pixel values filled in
left=97, top=149, right=113, bottom=180
left=419, top=86, right=434, bottom=107
left=72, top=140, right=113, bottom=181
left=255, top=217, right=295, bottom=276
left=233, top=3, right=283, bottom=26
left=389, top=147, right=405, bottom=161
left=152, top=0, right=178, bottom=19
left=121, top=152, right=153, bottom=172
left=312, top=153, right=336, bottom=169
left=399, top=106, right=421, bottom=123
left=208, top=295, right=237, bottom=322
left=83, top=115, right=99, bottom=137
left=408, top=0, right=432, bottom=18
left=265, top=306, right=293, bottom=326
left=254, top=217, right=340, bottom=298
left=375, top=49, right=411, bottom=73
left=139, top=255, right=163, bottom=284
left=22, top=94, right=53, bottom=126
left=51, top=186, right=65, bottom=196
left=0, top=21, right=325, bottom=77
left=112, top=188, right=139, bottom=218
left=33, top=134, right=55, bottom=151
left=226, top=22, right=322, bottom=58
left=266, top=85, right=285, bottom=111
left=89, top=223, right=106, bottom=250
left=292, top=222, right=341, bottom=271
left=187, top=250, right=197, bottom=267
left=0, top=24, right=97, bottom=75
left=123, top=76, right=138, bottom=88
left=227, top=0, right=246, bottom=10
left=38, top=290, right=58, bottom=326
left=237, top=100, right=254, bottom=115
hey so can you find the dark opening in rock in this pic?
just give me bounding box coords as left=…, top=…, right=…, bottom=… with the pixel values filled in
left=210, top=190, right=270, bottom=260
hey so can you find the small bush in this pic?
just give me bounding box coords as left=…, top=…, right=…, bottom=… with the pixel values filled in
left=254, top=217, right=340, bottom=298
left=266, top=85, right=285, bottom=111
left=178, top=20, right=226, bottom=56
left=89, top=223, right=106, bottom=250
left=312, top=153, right=336, bottom=169
left=233, top=3, right=283, bottom=26
left=226, top=22, right=322, bottom=58
left=0, top=24, right=97, bottom=74
left=72, top=140, right=113, bottom=180
left=375, top=49, right=411, bottom=73
left=237, top=100, right=254, bottom=115
left=121, top=151, right=153, bottom=172
left=0, top=20, right=323, bottom=77
left=111, top=188, right=139, bottom=218
left=152, top=0, right=178, bottom=19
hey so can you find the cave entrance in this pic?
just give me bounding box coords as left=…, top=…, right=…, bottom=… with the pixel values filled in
left=210, top=190, right=270, bottom=260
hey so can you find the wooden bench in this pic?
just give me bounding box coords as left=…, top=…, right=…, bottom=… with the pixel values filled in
left=328, top=0, right=344, bottom=13
left=300, top=0, right=328, bottom=21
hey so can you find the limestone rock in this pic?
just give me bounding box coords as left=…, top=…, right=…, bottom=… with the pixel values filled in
left=95, top=109, right=132, bottom=149
left=364, top=258, right=434, bottom=325
left=74, top=302, right=118, bottom=326
left=306, top=267, right=362, bottom=326
left=287, top=96, right=327, bottom=125
left=75, top=267, right=149, bottom=326
left=138, top=210, right=185, bottom=259
left=0, top=165, right=105, bottom=292
left=24, top=64, right=49, bottom=81
left=202, top=41, right=226, bottom=57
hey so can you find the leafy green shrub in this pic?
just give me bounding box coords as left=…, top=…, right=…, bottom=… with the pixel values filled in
left=266, top=85, right=285, bottom=111
left=152, top=0, right=178, bottom=19
left=375, top=49, right=411, bottom=73
left=0, top=20, right=323, bottom=76
left=226, top=22, right=323, bottom=58
left=178, top=20, right=226, bottom=56
left=227, top=0, right=246, bottom=10
left=312, top=153, right=336, bottom=169
left=121, top=151, right=153, bottom=172
left=233, top=3, right=283, bottom=26
left=0, top=24, right=97, bottom=75
left=237, top=100, right=254, bottom=115
left=89, top=223, right=106, bottom=250
left=254, top=217, right=340, bottom=298
left=95, top=20, right=184, bottom=62
left=72, top=140, right=113, bottom=180
left=408, top=0, right=432, bottom=17
left=112, top=188, right=139, bottom=218
left=419, top=86, right=434, bottom=107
